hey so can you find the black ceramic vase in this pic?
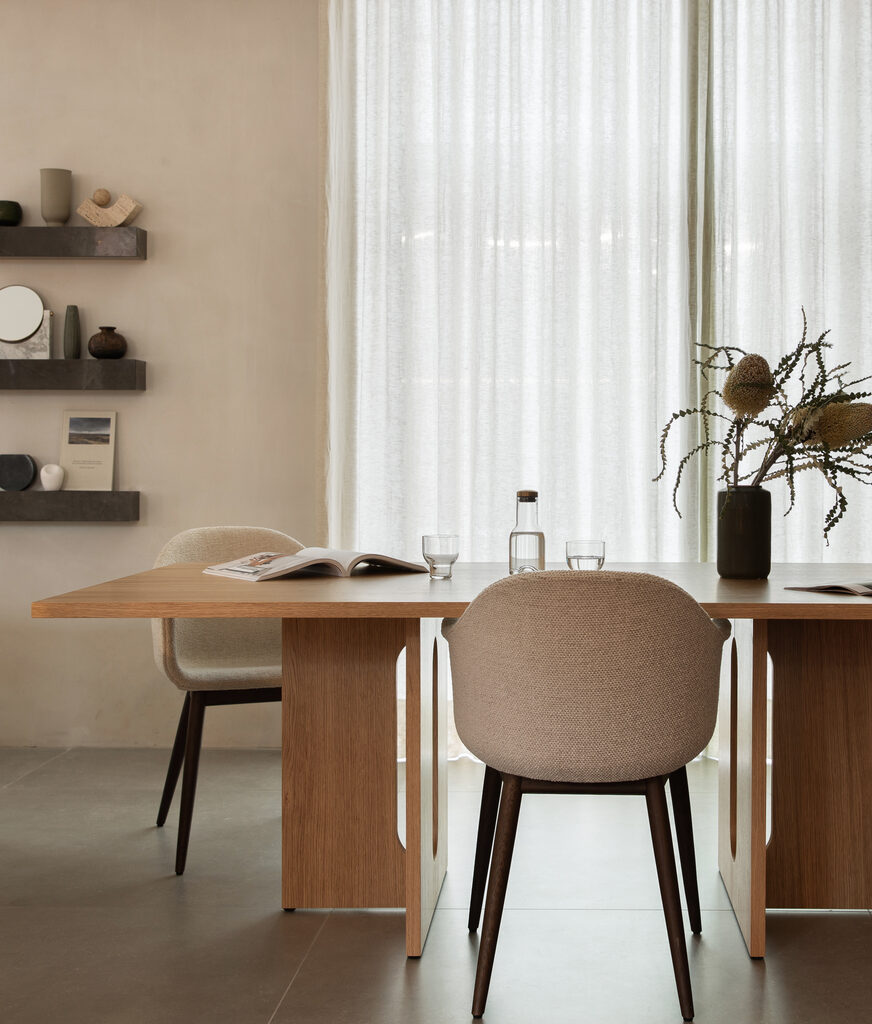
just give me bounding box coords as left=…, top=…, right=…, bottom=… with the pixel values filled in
left=716, top=486, right=771, bottom=579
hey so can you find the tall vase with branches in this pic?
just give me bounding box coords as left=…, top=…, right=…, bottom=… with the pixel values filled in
left=655, top=309, right=872, bottom=575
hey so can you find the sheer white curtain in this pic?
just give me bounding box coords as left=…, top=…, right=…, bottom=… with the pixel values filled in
left=328, top=0, right=702, bottom=562
left=708, top=0, right=872, bottom=561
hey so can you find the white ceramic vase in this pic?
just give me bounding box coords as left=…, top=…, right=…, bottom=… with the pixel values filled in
left=40, top=464, right=65, bottom=491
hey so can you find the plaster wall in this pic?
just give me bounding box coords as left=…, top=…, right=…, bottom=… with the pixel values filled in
left=0, top=0, right=324, bottom=747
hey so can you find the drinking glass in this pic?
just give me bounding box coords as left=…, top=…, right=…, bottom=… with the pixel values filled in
left=565, top=539, right=605, bottom=570
left=422, top=534, right=459, bottom=580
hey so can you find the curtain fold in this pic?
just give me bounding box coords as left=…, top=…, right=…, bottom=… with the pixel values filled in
left=708, top=0, right=872, bottom=561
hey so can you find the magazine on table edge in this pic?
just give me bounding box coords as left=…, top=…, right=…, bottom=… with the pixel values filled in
left=203, top=546, right=428, bottom=581
left=784, top=581, right=872, bottom=596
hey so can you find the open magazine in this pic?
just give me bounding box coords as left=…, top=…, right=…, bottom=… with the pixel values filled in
left=203, top=546, right=427, bottom=581
left=785, top=581, right=872, bottom=596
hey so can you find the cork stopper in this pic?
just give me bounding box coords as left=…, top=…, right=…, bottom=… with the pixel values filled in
left=517, top=490, right=538, bottom=502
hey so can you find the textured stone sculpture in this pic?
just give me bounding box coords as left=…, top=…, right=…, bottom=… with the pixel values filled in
left=77, top=192, right=143, bottom=227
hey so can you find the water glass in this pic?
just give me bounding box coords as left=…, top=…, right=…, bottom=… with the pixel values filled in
left=422, top=534, right=459, bottom=580
left=565, top=539, right=605, bottom=570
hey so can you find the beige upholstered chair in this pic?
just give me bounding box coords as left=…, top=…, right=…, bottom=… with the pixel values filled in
left=152, top=526, right=303, bottom=874
left=442, top=570, right=730, bottom=1021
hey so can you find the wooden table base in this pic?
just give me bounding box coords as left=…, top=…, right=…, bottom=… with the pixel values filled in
left=281, top=617, right=447, bottom=955
left=718, top=617, right=872, bottom=958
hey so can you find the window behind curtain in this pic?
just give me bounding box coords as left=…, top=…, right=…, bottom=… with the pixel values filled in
left=328, top=0, right=700, bottom=562
left=328, top=0, right=872, bottom=563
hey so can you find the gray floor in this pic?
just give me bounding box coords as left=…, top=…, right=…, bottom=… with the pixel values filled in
left=1, top=749, right=870, bottom=1024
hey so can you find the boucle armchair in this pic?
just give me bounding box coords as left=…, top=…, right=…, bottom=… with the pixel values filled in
left=442, top=570, right=730, bottom=1021
left=152, top=525, right=303, bottom=874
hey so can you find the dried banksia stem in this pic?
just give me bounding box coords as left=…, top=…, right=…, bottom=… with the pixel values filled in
left=722, top=354, right=775, bottom=418
left=811, top=402, right=872, bottom=448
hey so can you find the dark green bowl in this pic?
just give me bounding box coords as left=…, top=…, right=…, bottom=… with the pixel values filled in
left=0, top=201, right=23, bottom=226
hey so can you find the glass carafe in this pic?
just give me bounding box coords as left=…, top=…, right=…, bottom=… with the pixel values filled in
left=509, top=490, right=545, bottom=573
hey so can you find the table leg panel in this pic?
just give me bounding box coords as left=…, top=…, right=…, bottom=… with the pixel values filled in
left=404, top=619, right=448, bottom=956
left=718, top=618, right=768, bottom=957
left=281, top=617, right=406, bottom=909
left=767, top=620, right=872, bottom=907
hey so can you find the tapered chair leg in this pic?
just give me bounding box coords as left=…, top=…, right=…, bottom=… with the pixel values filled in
left=469, top=764, right=502, bottom=932
left=175, top=691, right=206, bottom=876
left=646, top=777, right=694, bottom=1022
left=156, top=693, right=191, bottom=827
left=472, top=773, right=522, bottom=1019
left=668, top=765, right=702, bottom=934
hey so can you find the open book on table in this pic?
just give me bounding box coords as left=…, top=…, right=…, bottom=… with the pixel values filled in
left=203, top=546, right=427, bottom=581
left=784, top=581, right=872, bottom=596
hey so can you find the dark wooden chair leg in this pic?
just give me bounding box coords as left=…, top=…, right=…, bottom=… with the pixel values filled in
left=472, top=773, right=522, bottom=1019
left=175, top=691, right=206, bottom=876
left=669, top=765, right=702, bottom=934
left=156, top=692, right=191, bottom=827
left=646, top=776, right=694, bottom=1022
left=469, top=764, right=502, bottom=932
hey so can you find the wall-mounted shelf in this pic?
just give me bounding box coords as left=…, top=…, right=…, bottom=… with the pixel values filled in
left=0, top=491, right=140, bottom=522
left=0, top=226, right=147, bottom=260
left=0, top=359, right=146, bottom=390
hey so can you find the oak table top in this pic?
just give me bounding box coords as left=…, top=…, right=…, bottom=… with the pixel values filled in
left=31, top=561, right=872, bottom=620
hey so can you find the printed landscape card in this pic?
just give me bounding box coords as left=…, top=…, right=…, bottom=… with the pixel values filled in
left=59, top=410, right=116, bottom=490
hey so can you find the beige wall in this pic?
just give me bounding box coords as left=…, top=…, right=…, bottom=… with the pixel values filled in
left=0, top=0, right=324, bottom=747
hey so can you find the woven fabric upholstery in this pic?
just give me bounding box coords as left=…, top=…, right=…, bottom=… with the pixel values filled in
left=151, top=526, right=303, bottom=692
left=442, top=571, right=730, bottom=784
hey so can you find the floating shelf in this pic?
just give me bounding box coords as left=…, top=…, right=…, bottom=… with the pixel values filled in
left=0, top=226, right=147, bottom=260
left=0, top=490, right=140, bottom=522
left=0, top=359, right=146, bottom=391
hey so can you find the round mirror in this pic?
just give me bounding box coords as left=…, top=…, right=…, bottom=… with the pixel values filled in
left=0, top=285, right=45, bottom=343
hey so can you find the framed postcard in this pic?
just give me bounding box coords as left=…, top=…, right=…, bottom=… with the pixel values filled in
left=59, top=410, right=116, bottom=490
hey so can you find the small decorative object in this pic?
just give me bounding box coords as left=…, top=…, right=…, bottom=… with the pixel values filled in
left=59, top=410, right=116, bottom=490
left=0, top=454, right=38, bottom=491
left=0, top=285, right=52, bottom=360
left=77, top=191, right=142, bottom=227
left=655, top=309, right=872, bottom=578
left=40, top=168, right=72, bottom=226
left=0, top=200, right=23, bottom=226
left=91, top=188, right=111, bottom=207
left=40, top=464, right=65, bottom=491
left=63, top=305, right=81, bottom=359
left=88, top=325, right=127, bottom=359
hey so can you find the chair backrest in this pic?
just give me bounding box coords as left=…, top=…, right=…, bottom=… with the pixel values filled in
left=152, top=526, right=303, bottom=689
left=443, top=570, right=728, bottom=784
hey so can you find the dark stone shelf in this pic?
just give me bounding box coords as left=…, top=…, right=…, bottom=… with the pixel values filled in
left=0, top=226, right=146, bottom=259
left=0, top=491, right=140, bottom=522
left=0, top=359, right=146, bottom=390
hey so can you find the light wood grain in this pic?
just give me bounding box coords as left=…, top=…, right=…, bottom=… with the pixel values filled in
left=281, top=618, right=406, bottom=909
left=31, top=562, right=872, bottom=620
left=718, top=618, right=768, bottom=957
left=766, top=621, right=872, bottom=907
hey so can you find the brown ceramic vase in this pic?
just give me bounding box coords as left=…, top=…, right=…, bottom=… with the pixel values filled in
left=88, top=326, right=127, bottom=359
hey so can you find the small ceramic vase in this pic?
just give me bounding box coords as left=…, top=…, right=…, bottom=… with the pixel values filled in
left=63, top=305, right=81, bottom=359
left=40, top=464, right=65, bottom=491
left=0, top=200, right=23, bottom=226
left=40, top=168, right=72, bottom=226
left=88, top=325, right=127, bottom=359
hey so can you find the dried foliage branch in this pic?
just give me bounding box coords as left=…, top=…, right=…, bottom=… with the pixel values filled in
left=654, top=308, right=872, bottom=540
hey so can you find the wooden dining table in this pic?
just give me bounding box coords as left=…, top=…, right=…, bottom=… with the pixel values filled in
left=32, top=561, right=872, bottom=958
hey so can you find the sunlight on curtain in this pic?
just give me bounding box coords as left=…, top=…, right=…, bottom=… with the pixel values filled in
left=328, top=0, right=701, bottom=562
left=708, top=0, right=872, bottom=562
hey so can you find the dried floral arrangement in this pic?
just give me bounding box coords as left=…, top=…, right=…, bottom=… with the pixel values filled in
left=654, top=309, right=872, bottom=538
